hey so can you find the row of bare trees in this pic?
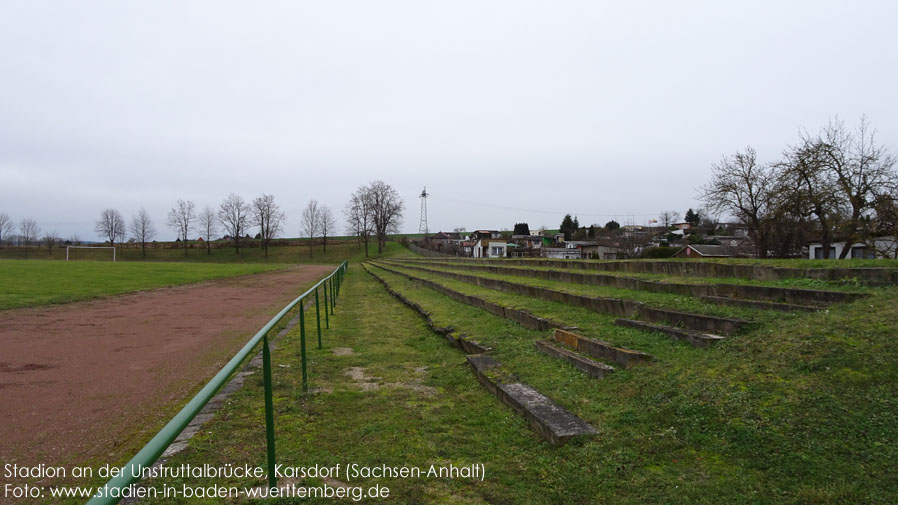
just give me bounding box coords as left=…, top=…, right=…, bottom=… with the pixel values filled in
left=343, top=180, right=404, bottom=257
left=0, top=212, right=68, bottom=257
left=700, top=116, right=898, bottom=258
left=4, top=180, right=407, bottom=259
left=164, top=194, right=286, bottom=257
left=298, top=200, right=337, bottom=258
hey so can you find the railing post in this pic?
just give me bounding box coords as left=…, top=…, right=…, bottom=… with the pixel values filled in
left=331, top=277, right=336, bottom=313
left=299, top=302, right=308, bottom=392
left=323, top=280, right=330, bottom=329
left=315, top=287, right=322, bottom=349
left=262, top=334, right=277, bottom=489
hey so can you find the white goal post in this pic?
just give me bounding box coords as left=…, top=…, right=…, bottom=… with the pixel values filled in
left=66, top=246, right=116, bottom=262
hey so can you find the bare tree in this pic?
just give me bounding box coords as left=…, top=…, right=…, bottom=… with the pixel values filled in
left=43, top=231, right=60, bottom=253
left=320, top=205, right=337, bottom=253
left=130, top=208, right=157, bottom=257
left=167, top=199, right=196, bottom=256
left=344, top=186, right=374, bottom=257
left=368, top=180, right=404, bottom=254
left=779, top=134, right=842, bottom=258
left=300, top=199, right=320, bottom=258
left=0, top=212, right=13, bottom=245
left=198, top=206, right=218, bottom=256
left=251, top=194, right=285, bottom=258
left=658, top=211, right=680, bottom=230
left=700, top=146, right=775, bottom=257
left=865, top=189, right=898, bottom=258
left=218, top=193, right=250, bottom=254
left=19, top=218, right=40, bottom=257
left=68, top=233, right=81, bottom=245
left=95, top=208, right=125, bottom=247
left=817, top=116, right=898, bottom=258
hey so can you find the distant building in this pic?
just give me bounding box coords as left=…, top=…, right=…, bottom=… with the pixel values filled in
left=541, top=247, right=581, bottom=259
left=511, top=235, right=544, bottom=248
left=472, top=237, right=507, bottom=258
left=674, top=244, right=754, bottom=258
left=807, top=238, right=897, bottom=259
left=428, top=231, right=462, bottom=252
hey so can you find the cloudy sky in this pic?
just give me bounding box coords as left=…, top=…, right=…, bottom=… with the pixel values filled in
left=2, top=1, right=896, bottom=240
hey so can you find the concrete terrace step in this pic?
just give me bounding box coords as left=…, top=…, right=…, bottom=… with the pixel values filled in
left=395, top=257, right=898, bottom=285
left=380, top=260, right=750, bottom=335
left=614, top=318, right=725, bottom=348
left=369, top=262, right=576, bottom=331
left=535, top=340, right=615, bottom=379
left=466, top=354, right=598, bottom=445
left=701, top=295, right=821, bottom=313
left=552, top=328, right=653, bottom=368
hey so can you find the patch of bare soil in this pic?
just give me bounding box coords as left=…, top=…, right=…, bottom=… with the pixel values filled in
left=0, top=265, right=333, bottom=470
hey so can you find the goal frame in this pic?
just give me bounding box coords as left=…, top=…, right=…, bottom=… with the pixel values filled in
left=66, top=246, right=116, bottom=262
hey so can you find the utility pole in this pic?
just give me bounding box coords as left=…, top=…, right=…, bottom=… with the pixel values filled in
left=418, top=186, right=429, bottom=238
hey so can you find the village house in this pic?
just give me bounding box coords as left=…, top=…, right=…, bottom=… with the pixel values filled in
left=807, top=237, right=897, bottom=259
left=469, top=230, right=506, bottom=258
left=428, top=231, right=461, bottom=250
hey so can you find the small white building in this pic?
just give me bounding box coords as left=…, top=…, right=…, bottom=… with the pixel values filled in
left=472, top=238, right=508, bottom=258
left=808, top=237, right=897, bottom=259
left=542, top=247, right=581, bottom=259
left=487, top=242, right=508, bottom=258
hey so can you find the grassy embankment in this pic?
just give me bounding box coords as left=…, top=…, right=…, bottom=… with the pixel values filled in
left=126, top=255, right=898, bottom=504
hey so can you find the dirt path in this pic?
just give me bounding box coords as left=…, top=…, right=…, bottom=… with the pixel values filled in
left=0, top=265, right=333, bottom=469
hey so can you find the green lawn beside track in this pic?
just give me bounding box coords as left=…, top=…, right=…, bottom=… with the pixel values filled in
left=0, top=242, right=412, bottom=310
left=0, top=241, right=410, bottom=265
left=0, top=260, right=288, bottom=310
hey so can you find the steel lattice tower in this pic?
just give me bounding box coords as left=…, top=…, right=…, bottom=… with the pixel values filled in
left=418, top=187, right=429, bottom=235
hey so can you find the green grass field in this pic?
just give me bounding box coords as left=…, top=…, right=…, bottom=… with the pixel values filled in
left=0, top=241, right=412, bottom=310
left=114, top=255, right=898, bottom=504
left=21, top=250, right=895, bottom=503
left=0, top=240, right=409, bottom=264
left=0, top=260, right=288, bottom=310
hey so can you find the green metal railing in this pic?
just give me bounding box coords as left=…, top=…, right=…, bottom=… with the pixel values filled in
left=86, top=261, right=349, bottom=504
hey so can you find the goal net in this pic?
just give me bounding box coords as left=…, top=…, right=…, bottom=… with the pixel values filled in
left=66, top=246, right=117, bottom=261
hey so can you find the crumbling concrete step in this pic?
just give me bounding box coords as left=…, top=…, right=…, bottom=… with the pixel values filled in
left=701, top=295, right=820, bottom=313
left=466, top=354, right=597, bottom=445
left=552, top=328, right=652, bottom=368
left=614, top=319, right=725, bottom=348
left=535, top=340, right=614, bottom=379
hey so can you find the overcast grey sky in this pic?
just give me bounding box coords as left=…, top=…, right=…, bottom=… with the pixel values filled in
left=2, top=0, right=896, bottom=240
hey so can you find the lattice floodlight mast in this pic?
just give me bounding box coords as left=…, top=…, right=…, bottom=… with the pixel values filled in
left=66, top=246, right=116, bottom=262
left=418, top=186, right=429, bottom=236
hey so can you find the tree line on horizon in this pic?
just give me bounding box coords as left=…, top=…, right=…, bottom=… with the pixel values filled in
left=0, top=180, right=405, bottom=259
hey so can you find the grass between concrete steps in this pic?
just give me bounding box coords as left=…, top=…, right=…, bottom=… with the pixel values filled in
left=365, top=263, right=898, bottom=503
left=133, top=262, right=897, bottom=504
left=377, top=260, right=777, bottom=323
left=387, top=257, right=878, bottom=292
left=136, top=264, right=605, bottom=504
